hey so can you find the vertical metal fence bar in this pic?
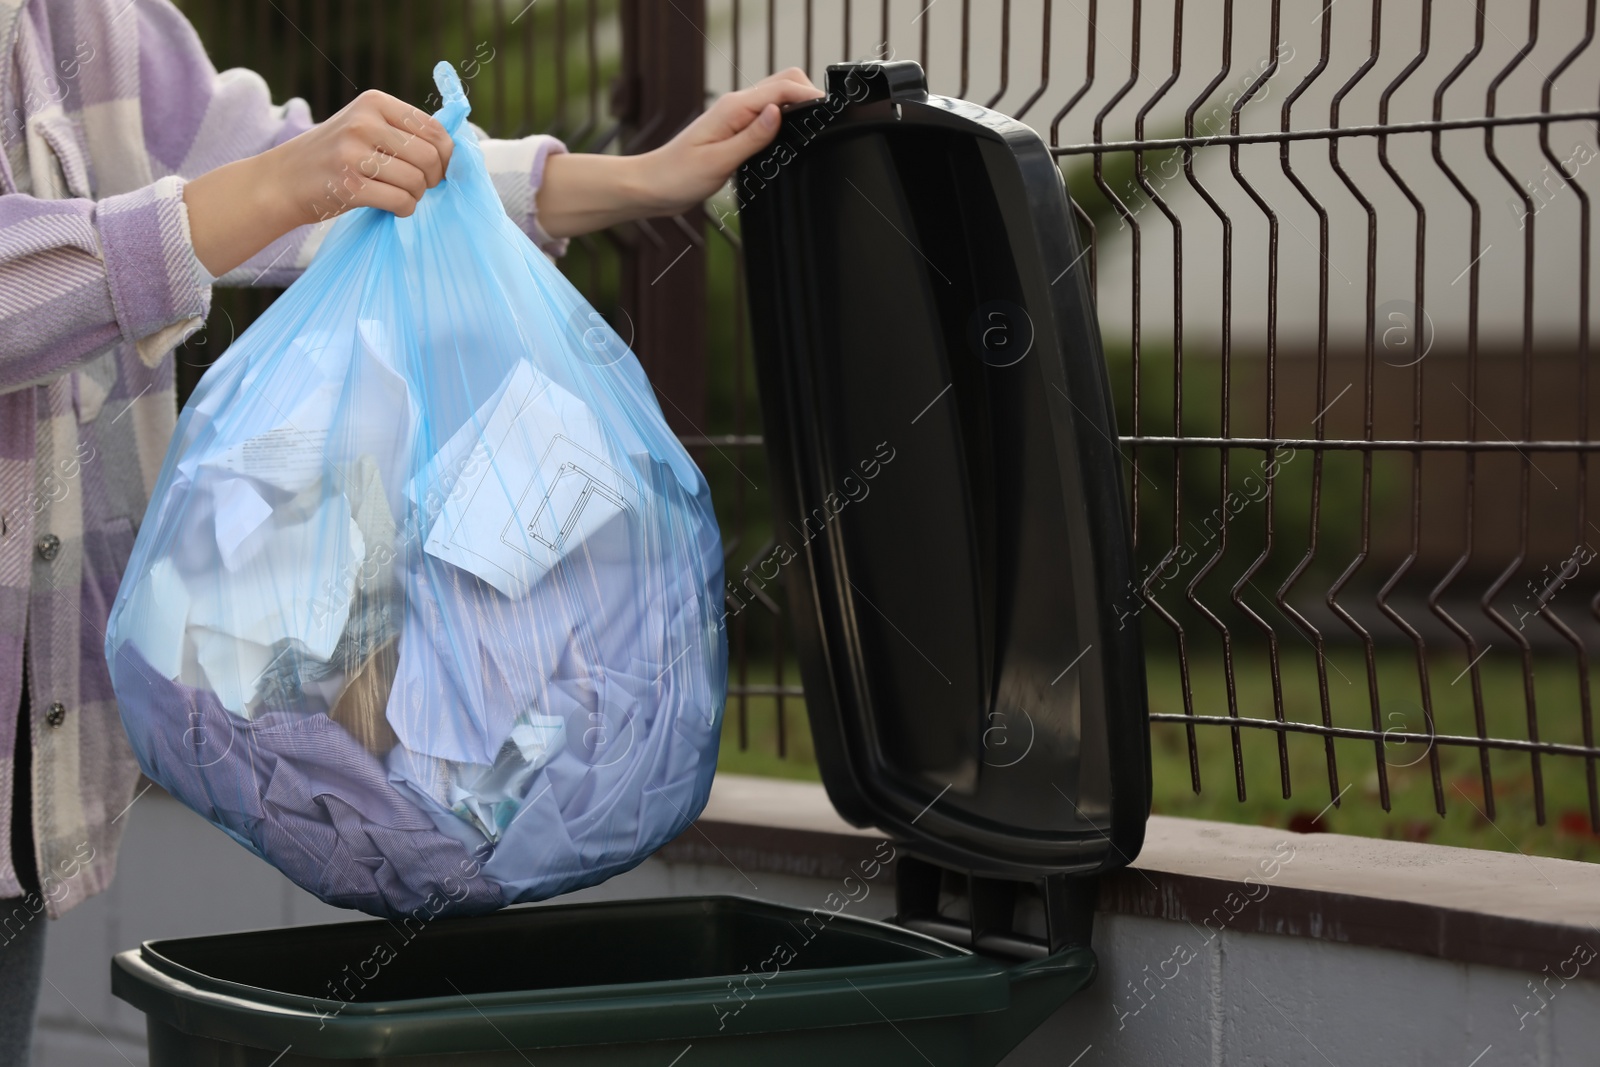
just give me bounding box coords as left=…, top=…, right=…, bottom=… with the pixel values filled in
left=1134, top=0, right=1201, bottom=797
left=312, top=0, right=329, bottom=115
left=951, top=0, right=969, bottom=100
left=519, top=0, right=534, bottom=134
left=1274, top=0, right=1340, bottom=805
left=1197, top=0, right=1248, bottom=801
left=983, top=0, right=1009, bottom=109
left=734, top=284, right=754, bottom=756
left=401, top=0, right=414, bottom=104
left=421, top=2, right=438, bottom=103
left=724, top=0, right=747, bottom=738
left=230, top=0, right=244, bottom=71
left=1536, top=2, right=1600, bottom=832
left=805, top=0, right=814, bottom=75
left=1372, top=1, right=1443, bottom=815
left=724, top=0, right=751, bottom=756
left=258, top=1, right=274, bottom=96
left=341, top=0, right=356, bottom=99
left=555, top=0, right=569, bottom=135
left=1224, top=0, right=1291, bottom=799
left=371, top=0, right=386, bottom=92
left=461, top=0, right=473, bottom=96
left=277, top=0, right=295, bottom=105
left=1427, top=1, right=1494, bottom=820
left=1091, top=3, right=1141, bottom=574
left=615, top=0, right=708, bottom=436
left=584, top=0, right=600, bottom=142
left=920, top=0, right=931, bottom=76
left=1093, top=0, right=1139, bottom=604
left=1053, top=1, right=1098, bottom=299
left=1324, top=0, right=1391, bottom=811
left=1593, top=0, right=1600, bottom=816
left=492, top=0, right=507, bottom=134
left=1481, top=0, right=1546, bottom=826
left=1175, top=0, right=1239, bottom=796
left=1011, top=0, right=1050, bottom=121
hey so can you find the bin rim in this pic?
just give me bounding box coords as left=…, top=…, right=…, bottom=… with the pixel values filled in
left=112, top=893, right=1028, bottom=1059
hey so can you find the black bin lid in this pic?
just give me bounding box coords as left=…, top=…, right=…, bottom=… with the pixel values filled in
left=738, top=61, right=1150, bottom=881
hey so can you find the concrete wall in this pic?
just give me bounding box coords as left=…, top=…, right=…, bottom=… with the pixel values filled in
left=26, top=784, right=1600, bottom=1067
left=1012, top=912, right=1600, bottom=1067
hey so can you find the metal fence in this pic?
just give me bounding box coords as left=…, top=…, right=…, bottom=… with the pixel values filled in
left=175, top=0, right=1600, bottom=836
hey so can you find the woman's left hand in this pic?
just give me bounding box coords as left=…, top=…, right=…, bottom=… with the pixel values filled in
left=535, top=69, right=825, bottom=238
left=642, top=68, right=825, bottom=215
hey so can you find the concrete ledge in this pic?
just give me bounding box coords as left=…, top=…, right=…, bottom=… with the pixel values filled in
left=662, top=774, right=1600, bottom=978
left=657, top=773, right=887, bottom=883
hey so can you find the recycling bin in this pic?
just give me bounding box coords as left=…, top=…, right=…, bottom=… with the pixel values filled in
left=112, top=59, right=1148, bottom=1067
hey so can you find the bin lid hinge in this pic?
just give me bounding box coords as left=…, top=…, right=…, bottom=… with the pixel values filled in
left=889, top=854, right=1098, bottom=961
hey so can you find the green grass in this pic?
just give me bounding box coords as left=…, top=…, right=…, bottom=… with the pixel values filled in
left=716, top=647, right=1600, bottom=863
left=716, top=677, right=820, bottom=783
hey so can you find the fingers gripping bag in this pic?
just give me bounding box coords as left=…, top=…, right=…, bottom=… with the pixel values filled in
left=105, top=63, right=728, bottom=918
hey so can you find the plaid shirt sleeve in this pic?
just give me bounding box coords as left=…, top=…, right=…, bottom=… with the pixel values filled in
left=0, top=179, right=211, bottom=390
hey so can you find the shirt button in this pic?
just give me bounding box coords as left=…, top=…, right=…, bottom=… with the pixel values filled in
left=45, top=702, right=66, bottom=728
left=35, top=534, right=60, bottom=562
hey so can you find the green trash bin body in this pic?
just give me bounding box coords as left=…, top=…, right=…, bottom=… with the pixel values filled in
left=113, top=895, right=1095, bottom=1066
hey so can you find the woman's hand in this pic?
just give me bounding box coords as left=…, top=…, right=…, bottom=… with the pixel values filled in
left=269, top=89, right=456, bottom=225
left=184, top=90, right=454, bottom=276
left=535, top=69, right=825, bottom=238
left=641, top=68, right=826, bottom=215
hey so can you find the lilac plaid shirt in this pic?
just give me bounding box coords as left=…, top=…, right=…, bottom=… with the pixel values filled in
left=0, top=0, right=566, bottom=917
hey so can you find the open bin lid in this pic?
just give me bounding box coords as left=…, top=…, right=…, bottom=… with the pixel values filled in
left=738, top=61, right=1150, bottom=882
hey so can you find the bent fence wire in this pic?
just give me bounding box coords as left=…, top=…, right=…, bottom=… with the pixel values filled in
left=177, top=0, right=1600, bottom=832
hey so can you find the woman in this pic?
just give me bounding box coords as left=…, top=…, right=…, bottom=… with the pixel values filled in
left=0, top=0, right=819, bottom=1060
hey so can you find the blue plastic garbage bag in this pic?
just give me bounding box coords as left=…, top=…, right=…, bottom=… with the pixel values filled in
left=105, top=63, right=728, bottom=918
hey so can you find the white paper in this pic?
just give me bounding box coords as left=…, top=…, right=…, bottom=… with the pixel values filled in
left=121, top=556, right=190, bottom=679
left=187, top=491, right=364, bottom=673
left=201, top=382, right=340, bottom=494
left=214, top=478, right=275, bottom=571
left=422, top=360, right=641, bottom=598
left=349, top=319, right=418, bottom=505
left=191, top=319, right=415, bottom=500
left=188, top=328, right=342, bottom=425
left=190, top=627, right=276, bottom=715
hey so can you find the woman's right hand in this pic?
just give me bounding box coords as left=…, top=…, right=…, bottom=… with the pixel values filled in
left=184, top=90, right=455, bottom=277
left=269, top=90, right=456, bottom=226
